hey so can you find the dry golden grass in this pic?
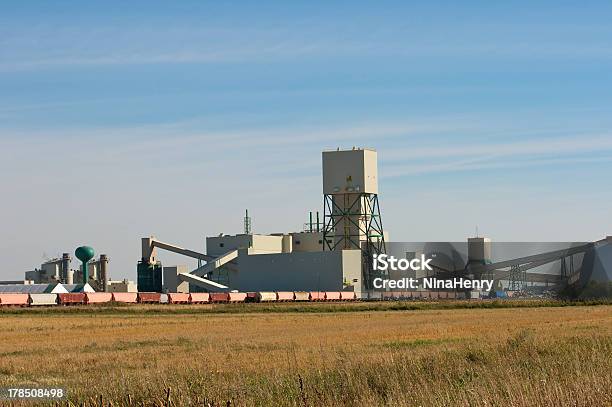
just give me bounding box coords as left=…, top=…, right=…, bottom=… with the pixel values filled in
left=0, top=304, right=610, bottom=406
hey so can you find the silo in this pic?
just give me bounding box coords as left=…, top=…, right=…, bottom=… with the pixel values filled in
left=60, top=253, right=71, bottom=283
left=99, top=254, right=109, bottom=292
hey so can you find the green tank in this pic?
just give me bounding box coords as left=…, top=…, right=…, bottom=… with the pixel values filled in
left=75, top=246, right=95, bottom=285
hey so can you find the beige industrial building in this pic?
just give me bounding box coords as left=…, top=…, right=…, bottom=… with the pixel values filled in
left=25, top=253, right=72, bottom=284
left=23, top=253, right=115, bottom=292
left=106, top=279, right=137, bottom=293
left=163, top=265, right=189, bottom=293
left=139, top=148, right=386, bottom=297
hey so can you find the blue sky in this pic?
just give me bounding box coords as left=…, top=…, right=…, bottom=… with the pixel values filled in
left=1, top=1, right=611, bottom=279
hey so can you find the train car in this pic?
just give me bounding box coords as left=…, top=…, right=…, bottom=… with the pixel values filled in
left=228, top=292, right=247, bottom=303
left=138, top=292, right=162, bottom=304
left=309, top=291, right=325, bottom=301
left=294, top=291, right=309, bottom=301
left=189, top=293, right=210, bottom=304
left=245, top=292, right=258, bottom=303
left=85, top=292, right=112, bottom=304
left=276, top=291, right=294, bottom=301
left=112, top=293, right=138, bottom=303
left=341, top=291, right=356, bottom=301
left=58, top=293, right=86, bottom=305
left=256, top=292, right=277, bottom=302
left=210, top=292, right=230, bottom=303
left=0, top=293, right=29, bottom=306
left=324, top=292, right=342, bottom=301
left=168, top=293, right=190, bottom=304
left=29, top=293, right=58, bottom=306
left=382, top=292, right=395, bottom=301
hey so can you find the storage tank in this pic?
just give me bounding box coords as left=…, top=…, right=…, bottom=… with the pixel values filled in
left=60, top=253, right=71, bottom=284
left=99, top=254, right=109, bottom=292
left=75, top=246, right=95, bottom=285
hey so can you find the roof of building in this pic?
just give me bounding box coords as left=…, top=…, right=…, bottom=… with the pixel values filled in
left=63, top=283, right=95, bottom=293
left=0, top=283, right=67, bottom=294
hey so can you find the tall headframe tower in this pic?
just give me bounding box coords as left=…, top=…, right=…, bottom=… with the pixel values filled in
left=322, top=148, right=386, bottom=286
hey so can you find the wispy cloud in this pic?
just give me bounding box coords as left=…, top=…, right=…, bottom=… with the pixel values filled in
left=381, top=134, right=612, bottom=176
left=2, top=21, right=612, bottom=71
left=2, top=118, right=611, bottom=180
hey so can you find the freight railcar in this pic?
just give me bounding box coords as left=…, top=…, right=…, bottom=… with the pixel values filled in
left=58, top=293, right=86, bottom=305
left=189, top=293, right=210, bottom=304
left=29, top=293, right=58, bottom=306
left=168, top=293, right=190, bottom=304
left=112, top=293, right=138, bottom=303
left=0, top=293, right=29, bottom=306
left=85, top=292, right=112, bottom=304
left=138, top=292, right=162, bottom=304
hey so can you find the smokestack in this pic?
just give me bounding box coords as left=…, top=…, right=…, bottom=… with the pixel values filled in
left=99, top=254, right=109, bottom=292
left=60, top=253, right=71, bottom=284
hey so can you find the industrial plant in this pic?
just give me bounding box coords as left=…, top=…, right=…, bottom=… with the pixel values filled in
left=1, top=147, right=610, bottom=304
left=135, top=147, right=611, bottom=300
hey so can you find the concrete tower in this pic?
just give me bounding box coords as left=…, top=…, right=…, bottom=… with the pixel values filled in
left=322, top=148, right=386, bottom=287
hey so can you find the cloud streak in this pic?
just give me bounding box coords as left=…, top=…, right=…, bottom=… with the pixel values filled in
left=2, top=118, right=611, bottom=179
left=2, top=20, right=612, bottom=72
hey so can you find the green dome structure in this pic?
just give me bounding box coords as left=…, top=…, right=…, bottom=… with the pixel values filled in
left=75, top=246, right=95, bottom=284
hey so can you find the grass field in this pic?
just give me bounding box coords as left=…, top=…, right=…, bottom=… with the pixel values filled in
left=0, top=301, right=610, bottom=406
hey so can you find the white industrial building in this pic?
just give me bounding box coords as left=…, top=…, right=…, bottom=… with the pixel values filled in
left=139, top=148, right=386, bottom=296
left=138, top=147, right=611, bottom=298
